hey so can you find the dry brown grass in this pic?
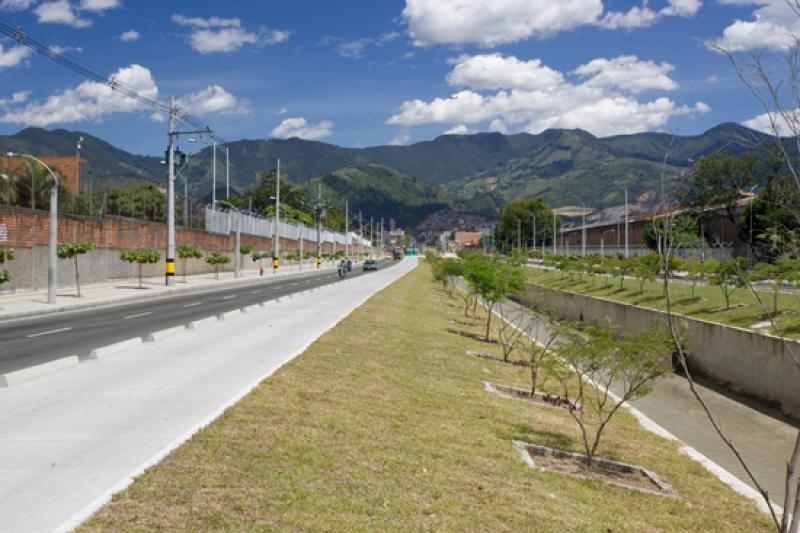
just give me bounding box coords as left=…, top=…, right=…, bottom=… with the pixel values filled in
left=80, top=264, right=772, bottom=532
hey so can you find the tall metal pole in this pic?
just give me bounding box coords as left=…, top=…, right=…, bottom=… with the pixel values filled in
left=581, top=207, right=586, bottom=256
left=225, top=146, right=230, bottom=200
left=624, top=188, right=629, bottom=258
left=380, top=217, right=384, bottom=255
left=183, top=170, right=188, bottom=228
left=532, top=215, right=536, bottom=254
left=370, top=216, right=373, bottom=258
left=345, top=200, right=349, bottom=259
left=212, top=142, right=216, bottom=208
left=166, top=96, right=176, bottom=285
left=273, top=158, right=280, bottom=272
left=299, top=231, right=303, bottom=271
left=517, top=218, right=521, bottom=250
left=552, top=212, right=557, bottom=256
left=358, top=211, right=363, bottom=258
left=49, top=184, right=57, bottom=302
left=234, top=211, right=241, bottom=279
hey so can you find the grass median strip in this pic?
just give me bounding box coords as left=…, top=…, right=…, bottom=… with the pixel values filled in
left=80, top=264, right=771, bottom=532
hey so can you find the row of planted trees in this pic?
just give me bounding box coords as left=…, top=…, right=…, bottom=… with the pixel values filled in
left=426, top=251, right=676, bottom=469
left=542, top=251, right=800, bottom=315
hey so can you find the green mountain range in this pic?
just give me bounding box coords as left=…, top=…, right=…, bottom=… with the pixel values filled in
left=0, top=123, right=769, bottom=229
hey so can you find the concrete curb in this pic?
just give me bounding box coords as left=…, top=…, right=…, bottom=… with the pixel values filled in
left=89, top=338, right=143, bottom=360
left=0, top=356, right=80, bottom=387
left=145, top=326, right=187, bottom=343
left=188, top=317, right=218, bottom=330
left=242, top=304, right=261, bottom=313
left=218, top=310, right=241, bottom=320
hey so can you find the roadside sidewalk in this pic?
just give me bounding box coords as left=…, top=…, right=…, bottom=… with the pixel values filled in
left=0, top=259, right=342, bottom=321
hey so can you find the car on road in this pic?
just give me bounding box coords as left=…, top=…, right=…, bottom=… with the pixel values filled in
left=363, top=259, right=378, bottom=271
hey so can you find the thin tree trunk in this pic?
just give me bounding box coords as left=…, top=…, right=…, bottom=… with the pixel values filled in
left=74, top=255, right=80, bottom=297
left=485, top=302, right=493, bottom=341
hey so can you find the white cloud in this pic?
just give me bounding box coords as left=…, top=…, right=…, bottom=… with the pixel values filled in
left=277, top=107, right=288, bottom=115
left=175, top=85, right=245, bottom=116
left=573, top=55, right=678, bottom=93
left=0, top=64, right=157, bottom=126
left=712, top=0, right=798, bottom=51
left=598, top=6, right=659, bottom=29
left=118, top=30, right=140, bottom=42
left=447, top=54, right=564, bottom=91
left=272, top=117, right=333, bottom=140
left=0, top=0, right=35, bottom=10
left=79, top=0, right=120, bottom=11
left=387, top=53, right=708, bottom=137
left=390, top=130, right=412, bottom=145
left=444, top=124, right=473, bottom=135
left=402, top=0, right=604, bottom=46
left=0, top=64, right=245, bottom=127
left=172, top=14, right=289, bottom=54
left=34, top=0, right=91, bottom=28
left=0, top=91, right=30, bottom=106
left=0, top=44, right=32, bottom=68
left=661, top=0, right=702, bottom=16
left=325, top=31, right=402, bottom=59
left=743, top=109, right=799, bottom=136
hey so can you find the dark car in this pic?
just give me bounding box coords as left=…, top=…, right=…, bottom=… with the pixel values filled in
left=363, top=259, right=378, bottom=271
left=346, top=259, right=353, bottom=272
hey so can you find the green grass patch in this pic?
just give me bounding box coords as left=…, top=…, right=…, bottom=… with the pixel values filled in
left=80, top=265, right=771, bottom=532
left=528, top=267, right=800, bottom=338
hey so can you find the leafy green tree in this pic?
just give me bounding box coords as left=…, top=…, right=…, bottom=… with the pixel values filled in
left=493, top=198, right=557, bottom=252
left=709, top=258, right=747, bottom=310
left=684, top=151, right=757, bottom=227
left=120, top=249, right=161, bottom=288
left=205, top=251, right=231, bottom=280
left=177, top=245, right=203, bottom=282
left=0, top=247, right=14, bottom=287
left=554, top=322, right=674, bottom=468
left=749, top=258, right=800, bottom=316
left=56, top=241, right=95, bottom=297
left=606, top=255, right=633, bottom=290
left=239, top=244, right=254, bottom=256
left=682, top=257, right=717, bottom=298
left=632, top=254, right=661, bottom=293
left=464, top=256, right=526, bottom=340
left=645, top=215, right=700, bottom=251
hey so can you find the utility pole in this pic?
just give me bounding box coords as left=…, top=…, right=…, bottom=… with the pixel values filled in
left=552, top=212, right=557, bottom=256
left=273, top=158, right=280, bottom=272
left=314, top=184, right=326, bottom=269
left=345, top=199, right=349, bottom=259
left=225, top=145, right=230, bottom=200
left=370, top=216, right=373, bottom=258
left=166, top=96, right=176, bottom=285
left=624, top=187, right=629, bottom=258
left=532, top=215, right=536, bottom=254
left=581, top=206, right=586, bottom=256
left=212, top=142, right=216, bottom=208
left=380, top=217, right=384, bottom=256
left=358, top=211, right=363, bottom=259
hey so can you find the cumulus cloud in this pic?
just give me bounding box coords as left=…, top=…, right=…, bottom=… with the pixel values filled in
left=447, top=54, right=564, bottom=91
left=742, top=109, right=799, bottom=136
left=272, top=117, right=333, bottom=140
left=390, top=130, right=412, bottom=145
left=172, top=14, right=289, bottom=54
left=175, top=85, right=246, bottom=116
left=34, top=0, right=91, bottom=28
left=79, top=0, right=120, bottom=11
left=0, top=0, right=35, bottom=10
left=599, top=0, right=702, bottom=29
left=387, top=53, right=708, bottom=137
left=0, top=91, right=30, bottom=106
left=0, top=44, right=33, bottom=68
left=712, top=0, right=798, bottom=51
left=573, top=55, right=678, bottom=93
left=324, top=32, right=400, bottom=58
left=444, top=124, right=473, bottom=135
left=0, top=64, right=243, bottom=127
left=403, top=0, right=604, bottom=46
left=118, top=29, right=140, bottom=42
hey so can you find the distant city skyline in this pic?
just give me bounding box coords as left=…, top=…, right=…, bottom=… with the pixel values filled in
left=0, top=0, right=791, bottom=154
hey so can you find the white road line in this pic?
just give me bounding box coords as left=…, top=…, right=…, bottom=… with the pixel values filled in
left=290, top=282, right=299, bottom=286
left=123, top=312, right=152, bottom=319
left=26, top=327, right=72, bottom=338
left=273, top=286, right=284, bottom=290
left=250, top=290, right=262, bottom=294
left=183, top=302, right=201, bottom=308
left=222, top=295, right=237, bottom=300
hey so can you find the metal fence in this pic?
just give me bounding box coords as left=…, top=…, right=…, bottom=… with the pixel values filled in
left=204, top=206, right=370, bottom=248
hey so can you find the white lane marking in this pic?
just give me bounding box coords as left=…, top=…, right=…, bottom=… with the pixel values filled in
left=183, top=302, right=201, bottom=308
left=273, top=285, right=284, bottom=290
left=123, top=312, right=152, bottom=319
left=290, top=282, right=299, bottom=286
left=222, top=295, right=237, bottom=300
left=26, top=327, right=72, bottom=338
left=250, top=290, right=262, bottom=294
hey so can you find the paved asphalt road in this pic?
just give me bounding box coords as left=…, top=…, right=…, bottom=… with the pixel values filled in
left=0, top=260, right=396, bottom=375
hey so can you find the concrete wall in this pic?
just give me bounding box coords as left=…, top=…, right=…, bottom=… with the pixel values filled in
left=516, top=285, right=800, bottom=419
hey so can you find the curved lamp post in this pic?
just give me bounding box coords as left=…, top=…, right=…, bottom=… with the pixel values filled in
left=8, top=152, right=59, bottom=303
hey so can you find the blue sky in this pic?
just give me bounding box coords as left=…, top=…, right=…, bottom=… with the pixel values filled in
left=0, top=0, right=792, bottom=155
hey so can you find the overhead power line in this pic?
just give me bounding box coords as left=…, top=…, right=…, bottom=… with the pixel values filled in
left=0, top=18, right=225, bottom=144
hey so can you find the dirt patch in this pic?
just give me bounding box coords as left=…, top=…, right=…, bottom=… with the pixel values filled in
left=514, top=441, right=677, bottom=498
left=484, top=381, right=580, bottom=411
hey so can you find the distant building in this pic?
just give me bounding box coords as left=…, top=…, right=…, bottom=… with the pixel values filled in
left=0, top=155, right=83, bottom=195
left=453, top=231, right=483, bottom=248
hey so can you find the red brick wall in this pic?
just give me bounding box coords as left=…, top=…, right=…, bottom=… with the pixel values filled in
left=0, top=205, right=330, bottom=252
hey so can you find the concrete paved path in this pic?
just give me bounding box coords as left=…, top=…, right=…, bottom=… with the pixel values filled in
left=0, top=257, right=416, bottom=533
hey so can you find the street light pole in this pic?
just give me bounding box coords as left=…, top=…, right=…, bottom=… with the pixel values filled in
left=11, top=153, right=59, bottom=303
left=624, top=187, right=629, bottom=258
left=225, top=146, right=230, bottom=200
left=273, top=158, right=280, bottom=272
left=581, top=206, right=586, bottom=256
left=212, top=142, right=216, bottom=208
left=552, top=212, right=557, bottom=256
left=532, top=215, right=536, bottom=254
left=345, top=199, right=349, bottom=259
left=165, top=96, right=177, bottom=285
